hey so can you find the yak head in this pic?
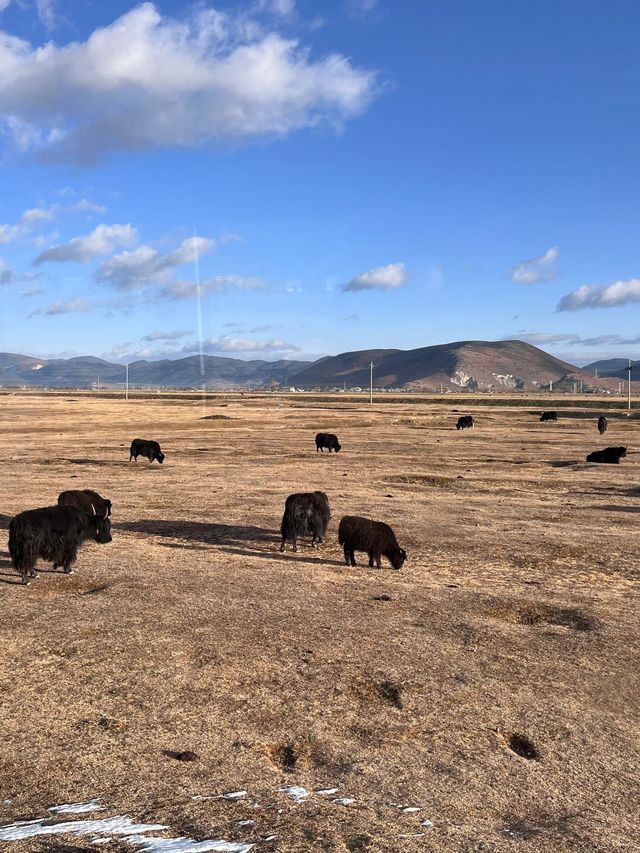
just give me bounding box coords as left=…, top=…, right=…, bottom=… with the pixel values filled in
left=389, top=547, right=407, bottom=571
left=90, top=506, right=112, bottom=543
left=335, top=443, right=342, bottom=452
left=156, top=451, right=165, bottom=464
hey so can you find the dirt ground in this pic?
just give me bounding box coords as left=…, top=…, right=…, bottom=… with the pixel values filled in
left=0, top=393, right=638, bottom=853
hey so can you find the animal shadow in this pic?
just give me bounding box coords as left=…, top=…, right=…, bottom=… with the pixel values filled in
left=116, top=519, right=279, bottom=547
left=66, top=458, right=123, bottom=467
left=592, top=504, right=640, bottom=514
left=0, top=513, right=12, bottom=529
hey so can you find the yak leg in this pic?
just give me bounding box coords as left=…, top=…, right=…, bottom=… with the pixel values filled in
left=280, top=537, right=287, bottom=553
left=343, top=545, right=351, bottom=566
left=60, top=541, right=78, bottom=574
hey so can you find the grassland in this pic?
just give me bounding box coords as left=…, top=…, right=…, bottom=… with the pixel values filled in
left=0, top=393, right=638, bottom=852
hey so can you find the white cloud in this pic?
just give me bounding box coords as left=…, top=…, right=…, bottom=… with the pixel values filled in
left=0, top=3, right=378, bottom=164
left=182, top=335, right=300, bottom=354
left=95, top=236, right=218, bottom=290
left=557, top=279, right=640, bottom=311
left=34, top=223, right=137, bottom=264
left=0, top=1, right=11, bottom=13
left=347, top=0, right=379, bottom=18
left=343, top=261, right=406, bottom=292
left=510, top=246, right=559, bottom=284
left=29, top=297, right=89, bottom=317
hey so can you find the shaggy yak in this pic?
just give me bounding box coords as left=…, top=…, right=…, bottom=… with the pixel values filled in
left=338, top=515, right=407, bottom=570
left=129, top=438, right=165, bottom=464
left=598, top=416, right=608, bottom=435
left=456, top=415, right=474, bottom=430
left=540, top=411, right=558, bottom=422
left=8, top=505, right=112, bottom=585
left=586, top=446, right=626, bottom=464
left=280, top=491, right=331, bottom=552
left=58, top=489, right=112, bottom=518
left=315, top=433, right=341, bottom=453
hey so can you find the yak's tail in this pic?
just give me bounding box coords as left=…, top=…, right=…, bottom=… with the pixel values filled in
left=8, top=518, right=39, bottom=581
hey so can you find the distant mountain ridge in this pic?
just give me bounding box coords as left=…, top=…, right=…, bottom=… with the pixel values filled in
left=0, top=353, right=310, bottom=390
left=0, top=341, right=631, bottom=391
left=291, top=339, right=622, bottom=392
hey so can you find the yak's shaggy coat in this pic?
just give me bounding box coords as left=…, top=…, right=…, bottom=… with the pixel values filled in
left=338, top=515, right=407, bottom=570
left=130, top=438, right=165, bottom=464
left=58, top=489, right=112, bottom=517
left=586, top=446, right=626, bottom=464
left=9, top=505, right=112, bottom=584
left=280, top=491, right=331, bottom=552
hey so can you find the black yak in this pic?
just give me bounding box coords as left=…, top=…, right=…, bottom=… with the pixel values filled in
left=280, top=491, right=331, bottom=552
left=456, top=415, right=474, bottom=430
left=540, top=411, right=558, bottom=422
left=58, top=489, right=112, bottom=518
left=316, top=432, right=341, bottom=453
left=598, top=416, right=608, bottom=435
left=130, top=438, right=165, bottom=464
left=338, top=515, right=406, bottom=570
left=586, top=446, right=626, bottom=464
left=8, top=505, right=112, bottom=585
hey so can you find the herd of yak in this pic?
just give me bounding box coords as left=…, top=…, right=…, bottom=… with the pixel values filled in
left=4, top=411, right=628, bottom=586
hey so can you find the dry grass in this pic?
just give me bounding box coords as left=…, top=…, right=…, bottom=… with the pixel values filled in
left=0, top=393, right=638, bottom=852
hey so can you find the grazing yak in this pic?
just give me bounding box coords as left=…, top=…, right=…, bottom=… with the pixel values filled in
left=280, top=491, right=330, bottom=552
left=338, top=515, right=407, bottom=570
left=540, top=411, right=558, bottom=422
left=598, top=416, right=608, bottom=435
left=316, top=432, right=341, bottom=453
left=456, top=415, right=474, bottom=430
left=58, top=489, right=112, bottom=518
left=8, top=505, right=112, bottom=585
left=587, top=446, right=626, bottom=464
left=129, top=438, right=165, bottom=464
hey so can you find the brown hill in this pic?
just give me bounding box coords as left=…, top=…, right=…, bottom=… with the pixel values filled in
left=291, top=339, right=624, bottom=392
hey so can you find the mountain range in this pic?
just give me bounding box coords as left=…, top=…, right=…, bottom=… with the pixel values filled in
left=0, top=341, right=633, bottom=392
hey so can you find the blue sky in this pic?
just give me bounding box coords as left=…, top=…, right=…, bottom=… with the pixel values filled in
left=1, top=0, right=639, bottom=365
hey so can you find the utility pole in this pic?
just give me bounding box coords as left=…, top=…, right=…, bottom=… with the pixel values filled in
left=370, top=361, right=374, bottom=406
left=628, top=358, right=632, bottom=411
left=125, top=363, right=129, bottom=401
left=549, top=379, right=553, bottom=392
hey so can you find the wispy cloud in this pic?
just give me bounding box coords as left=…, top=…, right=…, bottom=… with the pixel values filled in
left=0, top=258, right=15, bottom=283
left=557, top=278, right=640, bottom=311
left=158, top=274, right=265, bottom=300
left=182, top=336, right=300, bottom=354
left=0, top=4, right=378, bottom=164
left=510, top=247, right=559, bottom=284
left=503, top=331, right=640, bottom=347
left=343, top=261, right=406, bottom=292
left=34, top=224, right=137, bottom=264
left=35, top=0, right=56, bottom=31
left=0, top=199, right=107, bottom=245
left=142, top=329, right=191, bottom=342
left=29, top=297, right=89, bottom=317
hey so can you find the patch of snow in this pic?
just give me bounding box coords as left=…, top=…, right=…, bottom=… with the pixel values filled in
left=421, top=819, right=434, bottom=828
left=315, top=788, right=338, bottom=796
left=332, top=798, right=355, bottom=806
left=49, top=799, right=104, bottom=815
left=235, top=820, right=254, bottom=828
left=400, top=807, right=420, bottom=814
left=279, top=786, right=309, bottom=803
left=124, top=836, right=254, bottom=852
left=191, top=792, right=247, bottom=802
left=0, top=816, right=167, bottom=841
